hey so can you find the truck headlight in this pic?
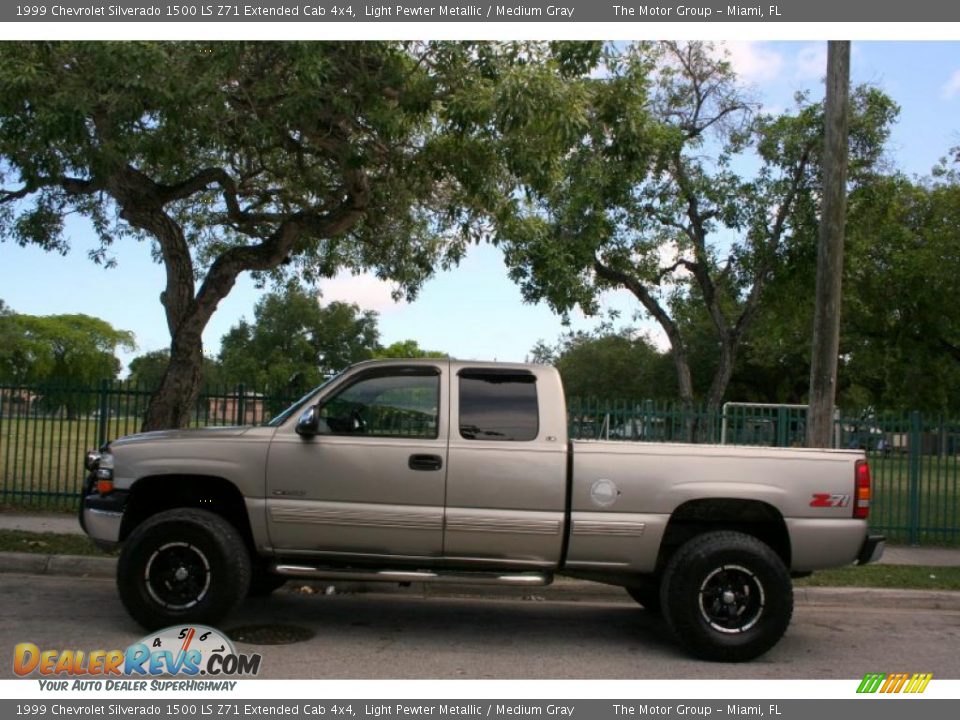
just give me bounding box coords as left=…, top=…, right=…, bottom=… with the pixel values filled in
left=85, top=451, right=101, bottom=471
left=95, top=453, right=114, bottom=495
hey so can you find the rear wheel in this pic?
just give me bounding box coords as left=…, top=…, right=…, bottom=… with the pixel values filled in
left=117, top=508, right=250, bottom=630
left=660, top=531, right=792, bottom=662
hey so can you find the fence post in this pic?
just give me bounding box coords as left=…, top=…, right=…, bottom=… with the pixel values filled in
left=97, top=378, right=110, bottom=448
left=908, top=410, right=922, bottom=546
left=235, top=383, right=246, bottom=426
left=777, top=407, right=788, bottom=447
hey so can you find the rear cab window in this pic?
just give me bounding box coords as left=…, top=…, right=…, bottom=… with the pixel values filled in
left=458, top=370, right=539, bottom=442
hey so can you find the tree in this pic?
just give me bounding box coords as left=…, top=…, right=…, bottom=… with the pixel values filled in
left=0, top=310, right=135, bottom=417
left=841, top=163, right=960, bottom=413
left=0, top=41, right=605, bottom=429
left=724, top=153, right=960, bottom=414
left=500, top=41, right=897, bottom=428
left=374, top=340, right=447, bottom=359
left=218, top=285, right=380, bottom=392
left=127, top=349, right=224, bottom=392
left=531, top=327, right=674, bottom=401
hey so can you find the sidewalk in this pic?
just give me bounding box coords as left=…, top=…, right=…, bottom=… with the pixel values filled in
left=1, top=511, right=958, bottom=566
left=0, top=512, right=82, bottom=536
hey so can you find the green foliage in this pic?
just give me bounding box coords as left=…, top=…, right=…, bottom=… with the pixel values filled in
left=0, top=41, right=609, bottom=428
left=127, top=349, right=224, bottom=391
left=841, top=165, right=960, bottom=412
left=0, top=308, right=135, bottom=417
left=721, top=152, right=960, bottom=413
left=0, top=41, right=606, bottom=289
left=533, top=327, right=674, bottom=401
left=499, top=41, right=897, bottom=410
left=218, top=285, right=380, bottom=391
left=374, top=340, right=447, bottom=359
left=0, top=310, right=134, bottom=386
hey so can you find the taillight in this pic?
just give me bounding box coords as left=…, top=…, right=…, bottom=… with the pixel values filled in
left=854, top=459, right=871, bottom=519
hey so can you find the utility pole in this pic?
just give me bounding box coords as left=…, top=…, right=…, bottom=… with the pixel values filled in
left=807, top=41, right=851, bottom=447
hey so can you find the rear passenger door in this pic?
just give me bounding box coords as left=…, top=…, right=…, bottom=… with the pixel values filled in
left=443, top=367, right=567, bottom=566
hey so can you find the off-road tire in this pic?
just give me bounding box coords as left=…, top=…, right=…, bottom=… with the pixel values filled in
left=660, top=531, right=793, bottom=662
left=117, top=508, right=251, bottom=631
left=625, top=581, right=662, bottom=613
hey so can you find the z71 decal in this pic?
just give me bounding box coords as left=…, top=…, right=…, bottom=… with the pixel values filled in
left=810, top=493, right=851, bottom=508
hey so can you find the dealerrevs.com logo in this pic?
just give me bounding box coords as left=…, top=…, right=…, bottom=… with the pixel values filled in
left=13, top=625, right=262, bottom=691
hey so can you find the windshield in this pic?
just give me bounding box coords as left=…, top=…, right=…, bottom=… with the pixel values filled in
left=266, top=373, right=341, bottom=427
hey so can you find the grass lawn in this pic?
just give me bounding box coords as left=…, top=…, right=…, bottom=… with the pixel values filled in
left=866, top=453, right=960, bottom=545
left=0, top=529, right=115, bottom=556
left=0, top=417, right=106, bottom=505
left=795, top=564, right=960, bottom=591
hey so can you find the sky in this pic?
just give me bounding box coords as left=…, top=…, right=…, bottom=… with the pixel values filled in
left=1, top=41, right=958, bottom=374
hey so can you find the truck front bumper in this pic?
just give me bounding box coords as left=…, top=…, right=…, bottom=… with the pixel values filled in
left=79, top=489, right=129, bottom=550
left=856, top=533, right=886, bottom=565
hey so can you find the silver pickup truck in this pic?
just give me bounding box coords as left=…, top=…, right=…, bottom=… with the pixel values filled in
left=81, top=359, right=884, bottom=662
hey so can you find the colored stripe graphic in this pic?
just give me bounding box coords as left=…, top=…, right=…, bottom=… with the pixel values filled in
left=856, top=673, right=886, bottom=693
left=857, top=672, right=932, bottom=694
left=905, top=674, right=934, bottom=693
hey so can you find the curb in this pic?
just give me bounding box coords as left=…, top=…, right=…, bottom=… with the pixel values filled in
left=0, top=552, right=116, bottom=578
left=3, top=552, right=960, bottom=610
left=793, top=586, right=960, bottom=611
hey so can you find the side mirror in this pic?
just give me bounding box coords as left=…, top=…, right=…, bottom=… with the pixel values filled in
left=295, top=405, right=320, bottom=437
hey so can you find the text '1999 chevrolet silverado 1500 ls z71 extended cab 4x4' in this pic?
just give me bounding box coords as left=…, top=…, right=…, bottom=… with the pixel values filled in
left=81, top=359, right=884, bottom=662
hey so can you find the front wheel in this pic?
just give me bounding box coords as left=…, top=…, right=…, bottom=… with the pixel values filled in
left=117, top=508, right=251, bottom=630
left=660, top=531, right=793, bottom=662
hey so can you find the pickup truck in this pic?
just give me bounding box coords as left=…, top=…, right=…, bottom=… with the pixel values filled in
left=81, top=359, right=884, bottom=662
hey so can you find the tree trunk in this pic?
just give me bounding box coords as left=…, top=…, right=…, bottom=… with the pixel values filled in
left=591, top=260, right=699, bottom=438
left=142, top=314, right=206, bottom=431
left=140, top=268, right=242, bottom=431
left=807, top=41, right=850, bottom=448
left=704, top=336, right=738, bottom=442
left=666, top=344, right=698, bottom=442
left=671, top=347, right=696, bottom=410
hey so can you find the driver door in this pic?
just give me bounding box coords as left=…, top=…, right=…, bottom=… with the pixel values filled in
left=265, top=363, right=448, bottom=559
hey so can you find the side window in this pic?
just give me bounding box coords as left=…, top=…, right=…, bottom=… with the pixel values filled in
left=320, top=371, right=439, bottom=439
left=459, top=371, right=539, bottom=442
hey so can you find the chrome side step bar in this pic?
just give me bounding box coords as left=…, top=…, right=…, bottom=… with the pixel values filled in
left=272, top=565, right=553, bottom=587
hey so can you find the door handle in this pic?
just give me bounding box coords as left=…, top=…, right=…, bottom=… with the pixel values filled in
left=409, top=454, right=443, bottom=471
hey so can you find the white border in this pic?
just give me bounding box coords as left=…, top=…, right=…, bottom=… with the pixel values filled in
left=2, top=678, right=959, bottom=699
left=1, top=21, right=960, bottom=42
left=0, top=12, right=957, bottom=706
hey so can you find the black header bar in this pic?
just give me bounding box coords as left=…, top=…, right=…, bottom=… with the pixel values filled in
left=4, top=1, right=960, bottom=23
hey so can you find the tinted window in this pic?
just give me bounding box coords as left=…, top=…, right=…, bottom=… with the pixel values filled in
left=321, top=371, right=439, bottom=438
left=459, top=372, right=539, bottom=442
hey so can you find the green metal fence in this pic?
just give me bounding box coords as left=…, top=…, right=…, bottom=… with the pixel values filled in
left=1, top=381, right=959, bottom=546
left=568, top=398, right=960, bottom=546
left=0, top=380, right=302, bottom=510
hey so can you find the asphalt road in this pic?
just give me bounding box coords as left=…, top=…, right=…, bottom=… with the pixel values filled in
left=2, top=573, right=959, bottom=680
